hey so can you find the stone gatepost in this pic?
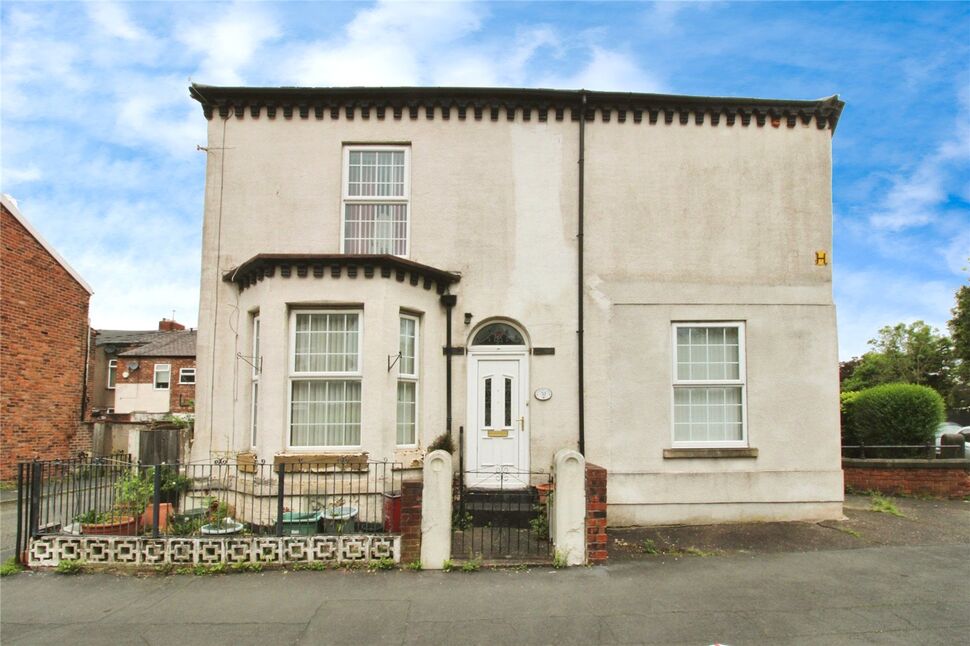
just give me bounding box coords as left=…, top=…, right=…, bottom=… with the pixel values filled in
left=420, top=450, right=452, bottom=570
left=552, top=448, right=586, bottom=566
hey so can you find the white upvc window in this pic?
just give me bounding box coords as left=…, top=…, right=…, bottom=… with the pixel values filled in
left=288, top=310, right=362, bottom=449
left=341, top=145, right=410, bottom=256
left=250, top=315, right=260, bottom=448
left=107, top=359, right=117, bottom=389
left=671, top=322, right=747, bottom=447
left=397, top=315, right=419, bottom=446
left=153, top=363, right=171, bottom=390
left=179, top=368, right=196, bottom=384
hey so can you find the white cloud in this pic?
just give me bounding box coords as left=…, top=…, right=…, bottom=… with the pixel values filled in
left=179, top=5, right=281, bottom=85
left=869, top=91, right=970, bottom=231
left=539, top=47, right=664, bottom=92
left=291, top=1, right=485, bottom=87
left=1, top=165, right=43, bottom=185
left=87, top=2, right=150, bottom=41
left=834, top=268, right=958, bottom=358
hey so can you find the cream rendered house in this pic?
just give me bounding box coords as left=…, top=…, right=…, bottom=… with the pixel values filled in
left=189, top=85, right=845, bottom=525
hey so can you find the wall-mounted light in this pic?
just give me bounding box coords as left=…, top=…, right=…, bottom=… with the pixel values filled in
left=464, top=313, right=473, bottom=325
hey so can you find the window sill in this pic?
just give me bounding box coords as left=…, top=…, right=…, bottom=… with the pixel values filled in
left=663, top=447, right=758, bottom=459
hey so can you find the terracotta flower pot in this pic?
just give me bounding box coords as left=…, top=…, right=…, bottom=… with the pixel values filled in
left=536, top=483, right=554, bottom=505
left=140, top=503, right=174, bottom=532
left=81, top=516, right=137, bottom=536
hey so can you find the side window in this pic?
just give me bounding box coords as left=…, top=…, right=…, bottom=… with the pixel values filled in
left=397, top=315, right=419, bottom=446
left=179, top=368, right=196, bottom=384
left=672, top=323, right=746, bottom=447
left=107, top=359, right=117, bottom=389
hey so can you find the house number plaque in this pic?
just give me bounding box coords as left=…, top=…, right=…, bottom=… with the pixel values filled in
left=534, top=388, right=553, bottom=401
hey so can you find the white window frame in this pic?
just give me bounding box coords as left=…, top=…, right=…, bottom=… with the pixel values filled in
left=670, top=322, right=747, bottom=448
left=250, top=314, right=260, bottom=449
left=153, top=363, right=171, bottom=391
left=179, top=368, right=196, bottom=384
left=340, top=145, right=411, bottom=257
left=397, top=314, right=419, bottom=447
left=107, top=359, right=117, bottom=389
left=286, top=309, right=363, bottom=451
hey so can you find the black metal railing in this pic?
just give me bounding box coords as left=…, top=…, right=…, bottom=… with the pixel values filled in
left=842, top=443, right=966, bottom=460
left=15, top=456, right=402, bottom=563
left=451, top=469, right=553, bottom=561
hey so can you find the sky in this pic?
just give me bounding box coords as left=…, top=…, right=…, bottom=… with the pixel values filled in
left=1, top=1, right=968, bottom=359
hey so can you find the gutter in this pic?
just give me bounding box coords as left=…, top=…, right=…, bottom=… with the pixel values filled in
left=577, top=91, right=587, bottom=456
left=440, top=294, right=458, bottom=441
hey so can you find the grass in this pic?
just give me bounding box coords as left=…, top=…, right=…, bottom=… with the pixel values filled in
left=55, top=559, right=84, bottom=575
left=1, top=558, right=23, bottom=577
left=460, top=556, right=482, bottom=572
left=442, top=559, right=455, bottom=572
left=641, top=539, right=661, bottom=555
left=369, top=557, right=396, bottom=571
left=552, top=550, right=568, bottom=569
left=406, top=560, right=422, bottom=571
left=870, top=494, right=906, bottom=517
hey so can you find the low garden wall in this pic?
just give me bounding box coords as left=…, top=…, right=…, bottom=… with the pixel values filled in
left=28, top=534, right=399, bottom=568
left=843, top=458, right=970, bottom=499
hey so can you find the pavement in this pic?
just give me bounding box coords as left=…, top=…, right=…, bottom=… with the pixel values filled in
left=1, top=494, right=967, bottom=645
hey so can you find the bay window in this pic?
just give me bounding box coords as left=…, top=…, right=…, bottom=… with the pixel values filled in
left=289, top=311, right=362, bottom=448
left=672, top=323, right=747, bottom=447
left=397, top=315, right=419, bottom=446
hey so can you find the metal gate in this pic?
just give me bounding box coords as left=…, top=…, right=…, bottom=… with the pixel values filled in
left=451, top=470, right=552, bottom=562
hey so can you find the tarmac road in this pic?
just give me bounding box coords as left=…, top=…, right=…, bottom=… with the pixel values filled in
left=2, top=542, right=968, bottom=645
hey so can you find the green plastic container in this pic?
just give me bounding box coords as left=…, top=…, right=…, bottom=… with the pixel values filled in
left=281, top=511, right=323, bottom=536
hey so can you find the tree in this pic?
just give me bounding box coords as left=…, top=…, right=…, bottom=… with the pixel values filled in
left=946, top=283, right=970, bottom=422
left=841, top=321, right=953, bottom=396
left=949, top=284, right=970, bottom=382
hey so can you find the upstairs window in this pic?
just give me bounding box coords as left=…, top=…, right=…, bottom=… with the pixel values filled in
left=107, top=359, right=117, bottom=389
left=154, top=364, right=171, bottom=390
left=179, top=368, right=196, bottom=384
left=341, top=146, right=410, bottom=256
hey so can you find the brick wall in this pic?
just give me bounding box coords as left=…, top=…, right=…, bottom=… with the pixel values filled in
left=585, top=463, right=608, bottom=564
left=843, top=459, right=970, bottom=499
left=399, top=479, right=422, bottom=564
left=1, top=204, right=91, bottom=480
left=117, top=356, right=196, bottom=413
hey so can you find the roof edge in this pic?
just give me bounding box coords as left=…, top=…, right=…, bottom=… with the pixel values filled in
left=189, top=84, right=845, bottom=132
left=1, top=194, right=94, bottom=295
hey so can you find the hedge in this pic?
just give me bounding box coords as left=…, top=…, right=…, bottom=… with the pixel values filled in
left=840, top=391, right=861, bottom=445
left=849, top=383, right=945, bottom=446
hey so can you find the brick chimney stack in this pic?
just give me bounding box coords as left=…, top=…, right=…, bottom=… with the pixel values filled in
left=158, top=318, right=185, bottom=331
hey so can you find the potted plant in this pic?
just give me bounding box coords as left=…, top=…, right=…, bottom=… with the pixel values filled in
left=321, top=498, right=358, bottom=534
left=76, top=509, right=139, bottom=536
left=200, top=498, right=243, bottom=535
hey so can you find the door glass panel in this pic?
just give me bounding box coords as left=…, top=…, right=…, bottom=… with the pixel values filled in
left=484, top=377, right=492, bottom=426
left=504, top=377, right=512, bottom=427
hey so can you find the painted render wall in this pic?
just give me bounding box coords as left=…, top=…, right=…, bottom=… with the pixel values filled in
left=193, top=104, right=841, bottom=523
left=193, top=111, right=580, bottom=466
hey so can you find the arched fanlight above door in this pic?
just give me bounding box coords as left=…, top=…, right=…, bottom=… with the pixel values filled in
left=472, top=323, right=525, bottom=346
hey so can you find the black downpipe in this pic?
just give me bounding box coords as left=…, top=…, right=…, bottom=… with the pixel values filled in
left=577, top=92, right=587, bottom=456
left=440, top=294, right=458, bottom=441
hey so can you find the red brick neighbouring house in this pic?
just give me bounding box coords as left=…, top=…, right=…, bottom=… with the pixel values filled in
left=87, top=320, right=196, bottom=420
left=111, top=329, right=197, bottom=418
left=1, top=194, right=93, bottom=480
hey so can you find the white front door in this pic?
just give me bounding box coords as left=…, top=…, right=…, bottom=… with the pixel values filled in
left=466, top=354, right=529, bottom=488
